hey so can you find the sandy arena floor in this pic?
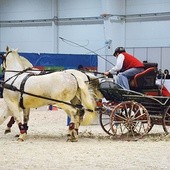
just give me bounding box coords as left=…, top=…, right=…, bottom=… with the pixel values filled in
left=0, top=101, right=170, bottom=170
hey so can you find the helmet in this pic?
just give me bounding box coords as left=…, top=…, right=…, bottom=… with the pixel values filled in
left=113, top=47, right=126, bottom=56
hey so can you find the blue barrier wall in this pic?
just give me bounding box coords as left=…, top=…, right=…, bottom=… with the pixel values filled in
left=19, top=53, right=98, bottom=70
left=0, top=52, right=98, bottom=73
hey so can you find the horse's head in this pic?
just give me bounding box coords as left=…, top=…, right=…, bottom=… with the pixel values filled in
left=2, top=46, right=25, bottom=71
left=6, top=46, right=33, bottom=69
left=1, top=46, right=19, bottom=71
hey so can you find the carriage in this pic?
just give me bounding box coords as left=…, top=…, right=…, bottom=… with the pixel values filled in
left=97, top=62, right=170, bottom=140
left=1, top=47, right=170, bottom=142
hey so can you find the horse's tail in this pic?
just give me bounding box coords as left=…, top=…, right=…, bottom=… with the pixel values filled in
left=76, top=78, right=97, bottom=125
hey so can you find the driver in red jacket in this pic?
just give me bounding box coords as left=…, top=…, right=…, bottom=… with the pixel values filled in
left=104, top=47, right=144, bottom=90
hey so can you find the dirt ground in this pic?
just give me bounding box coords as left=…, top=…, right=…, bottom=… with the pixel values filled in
left=0, top=104, right=170, bottom=170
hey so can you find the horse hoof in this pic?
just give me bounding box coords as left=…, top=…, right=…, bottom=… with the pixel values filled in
left=67, top=138, right=78, bottom=142
left=4, top=129, right=11, bottom=134
left=17, top=133, right=27, bottom=141
left=17, top=138, right=24, bottom=142
left=71, top=139, right=78, bottom=142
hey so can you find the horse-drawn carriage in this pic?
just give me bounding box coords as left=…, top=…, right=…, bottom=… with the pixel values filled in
left=0, top=47, right=170, bottom=142
left=97, top=62, right=170, bottom=140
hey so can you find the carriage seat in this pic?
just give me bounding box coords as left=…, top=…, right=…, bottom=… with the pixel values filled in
left=130, top=63, right=158, bottom=89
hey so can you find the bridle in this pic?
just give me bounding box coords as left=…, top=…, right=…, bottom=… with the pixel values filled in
left=1, top=50, right=12, bottom=71
left=1, top=50, right=32, bottom=87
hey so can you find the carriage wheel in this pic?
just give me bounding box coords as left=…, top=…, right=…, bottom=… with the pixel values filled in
left=162, top=106, right=170, bottom=134
left=110, top=101, right=151, bottom=140
left=99, top=107, right=115, bottom=136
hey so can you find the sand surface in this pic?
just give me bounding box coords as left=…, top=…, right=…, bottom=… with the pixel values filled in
left=0, top=104, right=170, bottom=170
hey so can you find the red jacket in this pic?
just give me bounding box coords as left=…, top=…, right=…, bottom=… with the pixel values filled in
left=120, top=52, right=144, bottom=72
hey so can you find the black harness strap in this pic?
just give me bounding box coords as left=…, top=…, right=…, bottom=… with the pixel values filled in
left=1, top=71, right=93, bottom=112
left=17, top=72, right=85, bottom=110
left=19, top=73, right=35, bottom=109
left=86, top=74, right=91, bottom=82
left=3, top=68, right=32, bottom=86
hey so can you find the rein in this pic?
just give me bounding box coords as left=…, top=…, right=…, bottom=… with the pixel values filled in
left=86, top=75, right=105, bottom=85
left=4, top=69, right=34, bottom=73
left=1, top=82, right=88, bottom=110
left=3, top=69, right=106, bottom=84
left=4, top=68, right=105, bottom=75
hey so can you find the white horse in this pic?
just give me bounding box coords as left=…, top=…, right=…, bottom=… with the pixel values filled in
left=1, top=54, right=104, bottom=138
left=1, top=47, right=97, bottom=142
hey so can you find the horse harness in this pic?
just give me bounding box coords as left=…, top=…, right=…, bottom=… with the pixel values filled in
left=1, top=52, right=93, bottom=111
left=2, top=70, right=89, bottom=111
left=19, top=73, right=35, bottom=109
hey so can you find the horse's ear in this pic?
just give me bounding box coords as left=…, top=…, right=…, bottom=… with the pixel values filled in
left=6, top=46, right=9, bottom=52
left=15, top=48, right=19, bottom=52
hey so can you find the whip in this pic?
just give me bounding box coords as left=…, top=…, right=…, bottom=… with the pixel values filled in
left=59, top=37, right=115, bottom=66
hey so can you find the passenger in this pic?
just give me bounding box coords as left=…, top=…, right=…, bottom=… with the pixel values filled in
left=104, top=47, right=144, bottom=90
left=157, top=69, right=163, bottom=79
left=77, top=64, right=89, bottom=71
left=78, top=64, right=84, bottom=70
left=163, top=69, right=170, bottom=79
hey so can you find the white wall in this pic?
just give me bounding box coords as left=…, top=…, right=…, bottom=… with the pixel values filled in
left=0, top=26, right=54, bottom=53
left=126, top=0, right=170, bottom=14
left=58, top=0, right=101, bottom=18
left=125, top=0, right=170, bottom=70
left=0, top=0, right=54, bottom=52
left=0, top=0, right=170, bottom=71
left=0, top=0, right=52, bottom=20
left=0, top=0, right=106, bottom=54
left=125, top=0, right=170, bottom=48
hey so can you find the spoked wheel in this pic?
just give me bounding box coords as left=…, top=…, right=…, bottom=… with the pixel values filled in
left=162, top=106, right=170, bottom=135
left=99, top=107, right=114, bottom=136
left=110, top=101, right=151, bottom=140
left=99, top=102, right=117, bottom=136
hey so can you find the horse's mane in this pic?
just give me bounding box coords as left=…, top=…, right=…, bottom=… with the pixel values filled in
left=20, top=56, right=33, bottom=68
left=85, top=72, right=103, bottom=99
